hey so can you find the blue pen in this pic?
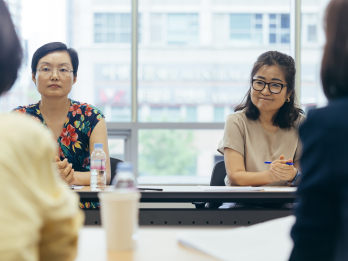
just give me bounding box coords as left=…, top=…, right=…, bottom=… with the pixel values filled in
left=264, top=161, right=294, bottom=165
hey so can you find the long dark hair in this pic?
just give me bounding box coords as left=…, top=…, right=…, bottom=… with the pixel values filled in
left=0, top=0, right=22, bottom=96
left=235, top=51, right=303, bottom=130
left=31, top=42, right=79, bottom=77
left=321, top=0, right=348, bottom=99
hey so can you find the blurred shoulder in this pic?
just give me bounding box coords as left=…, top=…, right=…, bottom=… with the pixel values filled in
left=305, top=98, right=348, bottom=129
left=0, top=113, right=54, bottom=149
left=300, top=98, right=348, bottom=144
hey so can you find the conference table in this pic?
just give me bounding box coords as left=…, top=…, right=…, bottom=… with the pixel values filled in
left=75, top=215, right=296, bottom=261
left=77, top=186, right=297, bottom=226
left=75, top=226, right=220, bottom=261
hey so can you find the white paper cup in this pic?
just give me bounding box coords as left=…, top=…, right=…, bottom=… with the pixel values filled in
left=98, top=191, right=141, bottom=251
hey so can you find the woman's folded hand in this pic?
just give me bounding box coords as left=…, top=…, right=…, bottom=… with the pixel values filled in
left=55, top=156, right=77, bottom=185
left=270, top=155, right=297, bottom=181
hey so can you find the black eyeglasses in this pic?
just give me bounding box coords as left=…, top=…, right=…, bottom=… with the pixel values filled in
left=252, top=79, right=287, bottom=94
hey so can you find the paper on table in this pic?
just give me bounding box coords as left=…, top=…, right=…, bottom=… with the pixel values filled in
left=262, top=187, right=297, bottom=192
left=70, top=185, right=84, bottom=190
left=197, top=186, right=263, bottom=192
left=177, top=215, right=295, bottom=261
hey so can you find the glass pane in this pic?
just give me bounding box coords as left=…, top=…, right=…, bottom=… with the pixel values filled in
left=167, top=13, right=199, bottom=44
left=107, top=14, right=116, bottom=28
left=138, top=130, right=223, bottom=180
left=107, top=33, right=116, bottom=42
left=108, top=138, right=125, bottom=161
left=281, top=33, right=290, bottom=44
left=307, top=25, right=317, bottom=42
left=230, top=14, right=251, bottom=29
left=151, top=13, right=163, bottom=42
left=281, top=14, right=290, bottom=29
left=186, top=107, right=197, bottom=122
left=214, top=107, right=224, bottom=122
left=269, top=33, right=276, bottom=43
left=301, top=1, right=330, bottom=111
left=138, top=0, right=291, bottom=123
left=0, top=0, right=132, bottom=122
left=0, top=0, right=67, bottom=112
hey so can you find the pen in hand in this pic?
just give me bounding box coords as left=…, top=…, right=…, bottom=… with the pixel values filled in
left=264, top=161, right=294, bottom=165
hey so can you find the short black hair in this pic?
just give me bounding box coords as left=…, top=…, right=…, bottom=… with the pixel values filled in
left=0, top=0, right=23, bottom=96
left=31, top=42, right=79, bottom=77
left=235, top=51, right=303, bottom=130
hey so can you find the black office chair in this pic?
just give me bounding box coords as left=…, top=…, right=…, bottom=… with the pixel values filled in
left=110, top=157, right=123, bottom=185
left=210, top=161, right=227, bottom=186
left=206, top=161, right=227, bottom=208
left=193, top=161, right=227, bottom=209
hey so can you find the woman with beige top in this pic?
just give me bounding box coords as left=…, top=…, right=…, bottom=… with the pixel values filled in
left=218, top=51, right=305, bottom=187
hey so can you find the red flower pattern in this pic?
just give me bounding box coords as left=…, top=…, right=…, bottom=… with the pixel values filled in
left=60, top=124, right=78, bottom=147
left=87, top=128, right=91, bottom=137
left=85, top=106, right=93, bottom=117
left=69, top=104, right=82, bottom=117
left=82, top=157, right=89, bottom=168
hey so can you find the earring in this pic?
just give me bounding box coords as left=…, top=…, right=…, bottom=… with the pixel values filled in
left=287, top=97, right=290, bottom=102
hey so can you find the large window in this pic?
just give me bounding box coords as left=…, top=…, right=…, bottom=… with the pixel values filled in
left=230, top=14, right=263, bottom=44
left=150, top=13, right=199, bottom=44
left=167, top=13, right=199, bottom=44
left=0, top=0, right=330, bottom=184
left=213, top=12, right=291, bottom=46
left=94, top=13, right=131, bottom=43
left=269, top=14, right=291, bottom=44
left=138, top=129, right=223, bottom=184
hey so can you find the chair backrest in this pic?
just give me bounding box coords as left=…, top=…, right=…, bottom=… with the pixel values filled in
left=110, top=157, right=123, bottom=185
left=210, top=161, right=227, bottom=186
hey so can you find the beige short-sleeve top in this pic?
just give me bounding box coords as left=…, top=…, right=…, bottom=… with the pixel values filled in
left=217, top=110, right=305, bottom=186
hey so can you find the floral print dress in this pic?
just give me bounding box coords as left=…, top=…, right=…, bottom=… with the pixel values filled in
left=13, top=99, right=104, bottom=209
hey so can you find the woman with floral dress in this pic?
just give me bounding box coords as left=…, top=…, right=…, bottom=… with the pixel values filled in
left=14, top=42, right=111, bottom=209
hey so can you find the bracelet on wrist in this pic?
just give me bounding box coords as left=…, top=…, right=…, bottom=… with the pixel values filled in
left=287, top=169, right=300, bottom=186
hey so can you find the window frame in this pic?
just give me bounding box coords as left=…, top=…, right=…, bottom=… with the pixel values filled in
left=105, top=0, right=302, bottom=184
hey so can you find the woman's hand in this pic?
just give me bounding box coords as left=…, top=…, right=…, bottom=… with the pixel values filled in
left=270, top=155, right=297, bottom=181
left=55, top=156, right=77, bottom=185
left=269, top=169, right=281, bottom=183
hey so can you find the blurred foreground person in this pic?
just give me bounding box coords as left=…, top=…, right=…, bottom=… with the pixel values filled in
left=290, top=0, right=348, bottom=260
left=0, top=1, right=83, bottom=261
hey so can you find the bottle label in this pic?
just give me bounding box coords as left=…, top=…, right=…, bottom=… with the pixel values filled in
left=90, top=159, right=106, bottom=170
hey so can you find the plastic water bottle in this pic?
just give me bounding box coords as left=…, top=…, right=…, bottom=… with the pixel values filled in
left=90, top=143, right=107, bottom=191
left=112, top=162, right=137, bottom=191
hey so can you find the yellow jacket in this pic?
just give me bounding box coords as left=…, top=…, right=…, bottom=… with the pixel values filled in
left=0, top=113, right=84, bottom=261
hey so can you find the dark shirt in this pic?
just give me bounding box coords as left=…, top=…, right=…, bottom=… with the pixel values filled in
left=13, top=99, right=105, bottom=172
left=290, top=97, right=348, bottom=261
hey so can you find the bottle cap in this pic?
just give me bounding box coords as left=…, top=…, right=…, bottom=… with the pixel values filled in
left=116, top=162, right=133, bottom=172
left=94, top=143, right=103, bottom=150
